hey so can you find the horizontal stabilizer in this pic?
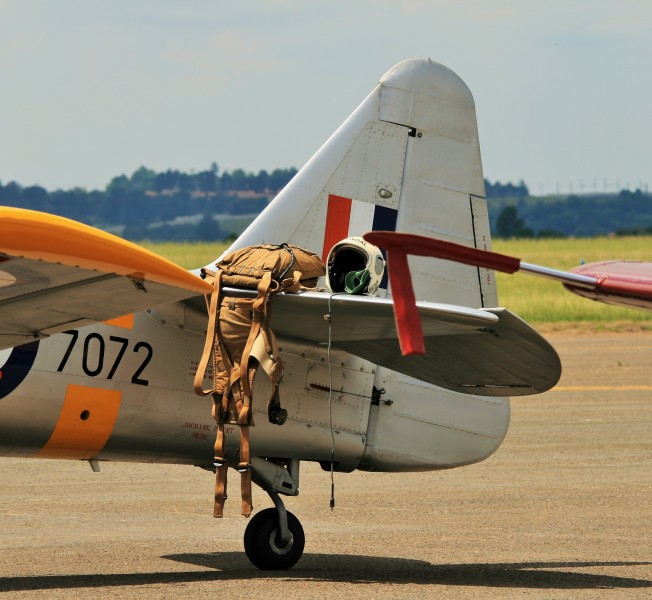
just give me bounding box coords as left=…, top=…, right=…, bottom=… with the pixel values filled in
left=0, top=207, right=212, bottom=349
left=213, top=288, right=561, bottom=396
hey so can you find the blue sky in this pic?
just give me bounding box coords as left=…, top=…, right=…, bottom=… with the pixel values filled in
left=1, top=1, right=651, bottom=194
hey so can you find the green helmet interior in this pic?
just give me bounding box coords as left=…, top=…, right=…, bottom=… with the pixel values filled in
left=344, top=269, right=370, bottom=294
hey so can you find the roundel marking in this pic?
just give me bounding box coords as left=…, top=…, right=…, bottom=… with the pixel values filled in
left=0, top=340, right=40, bottom=399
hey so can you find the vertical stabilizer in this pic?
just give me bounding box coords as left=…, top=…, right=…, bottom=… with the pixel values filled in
left=225, top=58, right=497, bottom=308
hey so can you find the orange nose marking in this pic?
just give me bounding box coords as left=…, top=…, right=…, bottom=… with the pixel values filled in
left=103, top=314, right=134, bottom=329
left=36, top=384, right=122, bottom=459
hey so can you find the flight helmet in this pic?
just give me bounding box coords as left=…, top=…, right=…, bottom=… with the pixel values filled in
left=326, top=236, right=386, bottom=295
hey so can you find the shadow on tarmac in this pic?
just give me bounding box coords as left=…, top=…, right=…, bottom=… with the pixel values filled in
left=1, top=553, right=650, bottom=592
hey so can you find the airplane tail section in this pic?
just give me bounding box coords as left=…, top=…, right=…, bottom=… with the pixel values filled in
left=226, top=58, right=497, bottom=308
left=193, top=60, right=522, bottom=477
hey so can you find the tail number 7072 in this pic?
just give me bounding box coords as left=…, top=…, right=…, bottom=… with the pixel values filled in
left=56, top=330, right=153, bottom=386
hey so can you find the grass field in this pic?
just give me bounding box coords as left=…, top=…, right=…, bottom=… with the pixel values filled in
left=141, top=237, right=652, bottom=331
left=493, top=236, right=652, bottom=330
left=139, top=241, right=228, bottom=270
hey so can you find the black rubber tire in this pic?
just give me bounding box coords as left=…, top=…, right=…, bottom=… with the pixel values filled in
left=243, top=507, right=305, bottom=570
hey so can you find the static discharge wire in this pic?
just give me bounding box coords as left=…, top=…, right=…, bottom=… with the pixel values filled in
left=326, top=292, right=339, bottom=510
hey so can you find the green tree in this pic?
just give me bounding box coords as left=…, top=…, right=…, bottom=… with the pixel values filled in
left=496, top=206, right=533, bottom=238
left=197, top=168, right=219, bottom=193
left=22, top=185, right=48, bottom=211
left=130, top=166, right=157, bottom=192
left=230, top=169, right=250, bottom=191
left=268, top=168, right=297, bottom=192
left=107, top=174, right=130, bottom=196
left=154, top=169, right=180, bottom=192
left=195, top=214, right=223, bottom=241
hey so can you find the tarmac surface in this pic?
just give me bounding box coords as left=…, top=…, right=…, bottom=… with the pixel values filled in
left=1, top=332, right=650, bottom=598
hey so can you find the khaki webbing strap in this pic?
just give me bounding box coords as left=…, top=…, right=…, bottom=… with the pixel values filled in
left=238, top=272, right=273, bottom=403
left=213, top=402, right=228, bottom=518
left=240, top=469, right=252, bottom=517
left=194, top=272, right=223, bottom=397
left=233, top=390, right=251, bottom=514
left=238, top=425, right=252, bottom=517
left=250, top=334, right=283, bottom=401
left=214, top=462, right=228, bottom=518
left=250, top=332, right=285, bottom=427
left=228, top=364, right=244, bottom=405
left=281, top=270, right=303, bottom=293
left=214, top=295, right=236, bottom=401
left=250, top=332, right=281, bottom=380
left=259, top=289, right=276, bottom=355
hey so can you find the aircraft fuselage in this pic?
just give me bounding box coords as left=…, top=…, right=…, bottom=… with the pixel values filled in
left=0, top=304, right=510, bottom=473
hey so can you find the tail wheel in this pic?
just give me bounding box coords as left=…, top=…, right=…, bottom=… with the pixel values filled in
left=243, top=507, right=305, bottom=570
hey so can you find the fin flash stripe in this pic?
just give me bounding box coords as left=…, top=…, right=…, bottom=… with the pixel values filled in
left=322, top=194, right=352, bottom=262
left=36, top=384, right=122, bottom=459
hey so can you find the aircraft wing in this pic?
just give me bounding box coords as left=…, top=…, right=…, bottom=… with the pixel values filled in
left=0, top=207, right=212, bottom=350
left=564, top=260, right=652, bottom=311
left=216, top=288, right=561, bottom=396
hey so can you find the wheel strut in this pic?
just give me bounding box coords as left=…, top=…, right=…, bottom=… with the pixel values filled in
left=243, top=459, right=304, bottom=569
left=267, top=490, right=291, bottom=546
